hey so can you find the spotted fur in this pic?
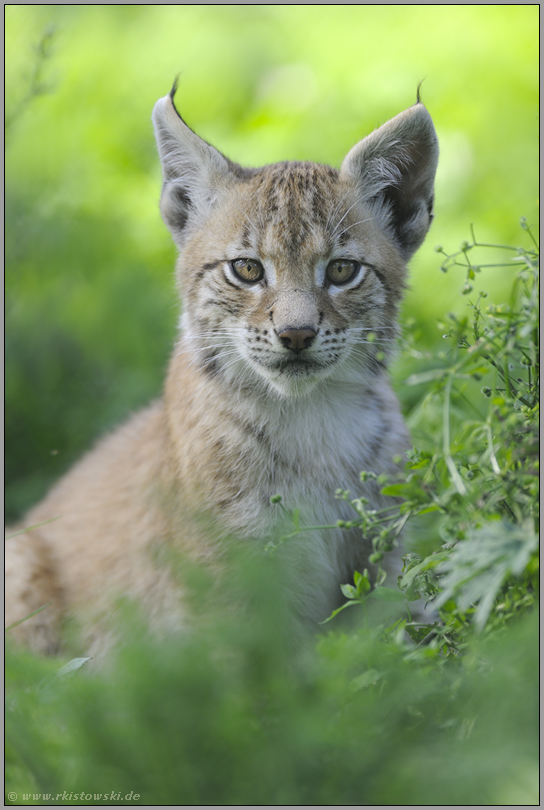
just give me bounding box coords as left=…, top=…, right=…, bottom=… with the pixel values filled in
left=5, top=88, right=438, bottom=657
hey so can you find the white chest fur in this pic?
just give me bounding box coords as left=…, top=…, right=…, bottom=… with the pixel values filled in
left=202, top=373, right=406, bottom=540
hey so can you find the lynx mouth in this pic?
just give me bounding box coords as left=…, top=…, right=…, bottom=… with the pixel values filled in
left=270, top=353, right=333, bottom=378
left=249, top=351, right=326, bottom=375
left=279, top=356, right=321, bottom=372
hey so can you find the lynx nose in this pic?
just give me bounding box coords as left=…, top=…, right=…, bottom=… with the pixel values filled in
left=277, top=327, right=317, bottom=355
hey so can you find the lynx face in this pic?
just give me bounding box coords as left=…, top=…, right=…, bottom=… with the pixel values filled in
left=153, top=86, right=438, bottom=398
left=178, top=164, right=404, bottom=398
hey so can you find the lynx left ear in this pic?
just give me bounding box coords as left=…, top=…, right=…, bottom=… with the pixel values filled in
left=152, top=83, right=233, bottom=243
left=340, top=103, right=439, bottom=259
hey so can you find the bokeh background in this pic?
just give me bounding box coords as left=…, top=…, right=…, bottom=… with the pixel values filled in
left=5, top=5, right=539, bottom=522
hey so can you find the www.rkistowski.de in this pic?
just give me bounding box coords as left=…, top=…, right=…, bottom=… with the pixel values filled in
left=8, top=792, right=140, bottom=802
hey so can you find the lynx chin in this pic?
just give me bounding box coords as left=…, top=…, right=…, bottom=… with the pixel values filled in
left=5, top=83, right=439, bottom=658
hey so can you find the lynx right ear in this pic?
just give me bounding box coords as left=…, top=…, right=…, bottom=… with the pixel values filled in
left=152, top=83, right=233, bottom=242
left=340, top=103, right=439, bottom=260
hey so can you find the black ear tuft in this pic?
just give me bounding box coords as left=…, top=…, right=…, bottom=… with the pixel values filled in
left=169, top=76, right=179, bottom=101
left=169, top=76, right=183, bottom=121
left=152, top=90, right=233, bottom=246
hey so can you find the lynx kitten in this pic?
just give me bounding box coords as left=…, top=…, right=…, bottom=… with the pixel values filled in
left=5, top=84, right=438, bottom=656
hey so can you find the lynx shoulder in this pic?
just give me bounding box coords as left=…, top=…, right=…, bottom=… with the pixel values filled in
left=5, top=85, right=438, bottom=656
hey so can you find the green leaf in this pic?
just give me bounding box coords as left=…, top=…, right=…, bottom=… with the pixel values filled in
left=380, top=484, right=408, bottom=497
left=434, top=522, right=539, bottom=631
left=400, top=552, right=451, bottom=590
left=320, top=600, right=362, bottom=624
left=353, top=570, right=371, bottom=597
left=350, top=669, right=383, bottom=690
left=57, top=657, right=92, bottom=677
left=368, top=587, right=406, bottom=603
left=341, top=584, right=359, bottom=600
left=418, top=504, right=442, bottom=515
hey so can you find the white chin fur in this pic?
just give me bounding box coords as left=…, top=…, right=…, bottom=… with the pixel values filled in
left=254, top=362, right=335, bottom=399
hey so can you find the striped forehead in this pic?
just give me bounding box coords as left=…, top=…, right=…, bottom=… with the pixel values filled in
left=247, top=162, right=341, bottom=266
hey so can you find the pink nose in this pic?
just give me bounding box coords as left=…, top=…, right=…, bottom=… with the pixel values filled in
left=277, top=327, right=317, bottom=354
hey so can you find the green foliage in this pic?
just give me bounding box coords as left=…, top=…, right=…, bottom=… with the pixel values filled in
left=6, top=225, right=538, bottom=805
left=434, top=521, right=537, bottom=632
left=401, top=226, right=539, bottom=640
left=4, top=5, right=539, bottom=520
left=5, top=561, right=539, bottom=806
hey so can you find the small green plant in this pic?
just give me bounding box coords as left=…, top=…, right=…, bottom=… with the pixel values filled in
left=311, top=219, right=539, bottom=652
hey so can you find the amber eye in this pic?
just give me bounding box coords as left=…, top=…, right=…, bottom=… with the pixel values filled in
left=231, top=259, right=264, bottom=283
left=326, top=259, right=359, bottom=286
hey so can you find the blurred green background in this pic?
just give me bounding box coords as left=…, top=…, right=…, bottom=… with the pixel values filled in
left=5, top=5, right=539, bottom=522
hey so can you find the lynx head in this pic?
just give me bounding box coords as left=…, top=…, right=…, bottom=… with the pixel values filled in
left=153, top=83, right=438, bottom=398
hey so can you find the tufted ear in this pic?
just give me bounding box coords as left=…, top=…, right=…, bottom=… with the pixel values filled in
left=152, top=82, right=234, bottom=244
left=340, top=103, right=439, bottom=260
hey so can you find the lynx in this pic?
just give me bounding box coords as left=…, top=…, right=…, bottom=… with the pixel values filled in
left=5, top=83, right=438, bottom=657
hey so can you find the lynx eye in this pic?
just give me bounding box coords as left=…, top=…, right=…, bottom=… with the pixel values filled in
left=231, top=258, right=264, bottom=284
left=326, top=259, right=359, bottom=286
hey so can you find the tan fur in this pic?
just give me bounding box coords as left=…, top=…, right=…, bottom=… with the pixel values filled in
left=5, top=86, right=438, bottom=657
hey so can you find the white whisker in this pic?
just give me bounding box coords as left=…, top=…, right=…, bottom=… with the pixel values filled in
left=335, top=217, right=373, bottom=239
left=329, top=198, right=361, bottom=239
left=203, top=349, right=239, bottom=364
left=344, top=326, right=397, bottom=332
left=231, top=198, right=267, bottom=234
left=175, top=344, right=234, bottom=359
left=325, top=189, right=351, bottom=233
left=184, top=330, right=232, bottom=338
